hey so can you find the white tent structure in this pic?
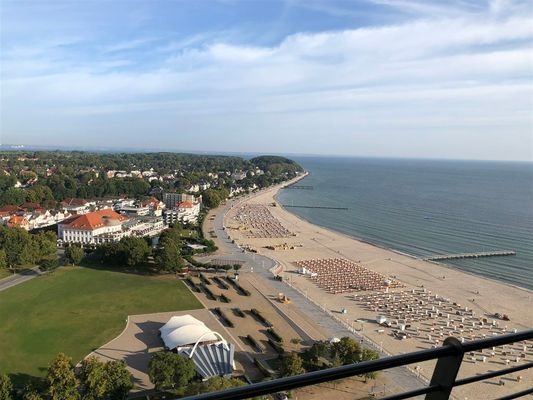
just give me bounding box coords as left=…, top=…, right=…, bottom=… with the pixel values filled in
left=161, top=324, right=220, bottom=350
left=159, top=315, right=206, bottom=339
left=159, top=315, right=235, bottom=380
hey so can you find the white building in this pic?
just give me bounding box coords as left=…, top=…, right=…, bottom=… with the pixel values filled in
left=163, top=201, right=201, bottom=224
left=231, top=171, right=247, bottom=181
left=58, top=209, right=128, bottom=244
left=61, top=198, right=95, bottom=215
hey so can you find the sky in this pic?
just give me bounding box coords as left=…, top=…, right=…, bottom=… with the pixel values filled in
left=1, top=0, right=532, bottom=161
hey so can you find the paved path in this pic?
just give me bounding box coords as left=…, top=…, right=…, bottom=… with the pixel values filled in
left=0, top=267, right=43, bottom=293
left=198, top=190, right=427, bottom=398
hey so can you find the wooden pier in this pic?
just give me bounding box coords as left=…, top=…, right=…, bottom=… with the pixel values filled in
left=424, top=250, right=516, bottom=261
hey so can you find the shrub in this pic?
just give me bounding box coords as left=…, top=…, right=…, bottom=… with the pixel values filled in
left=267, top=328, right=283, bottom=343
left=246, top=335, right=262, bottom=352
left=250, top=308, right=273, bottom=327
left=268, top=338, right=285, bottom=354
left=232, top=308, right=246, bottom=318
left=200, top=284, right=216, bottom=300
left=219, top=293, right=231, bottom=303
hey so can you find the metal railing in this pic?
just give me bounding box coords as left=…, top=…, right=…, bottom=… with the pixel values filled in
left=181, top=329, right=533, bottom=400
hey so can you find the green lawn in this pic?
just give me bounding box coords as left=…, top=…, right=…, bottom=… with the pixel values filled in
left=0, top=267, right=202, bottom=383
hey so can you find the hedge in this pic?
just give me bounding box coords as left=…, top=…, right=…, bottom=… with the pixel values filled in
left=266, top=328, right=283, bottom=343
left=212, top=307, right=234, bottom=328
left=246, top=335, right=262, bottom=352
left=219, top=293, right=231, bottom=303
left=250, top=308, right=273, bottom=327
left=232, top=308, right=246, bottom=318
left=184, top=278, right=200, bottom=292
left=267, top=338, right=285, bottom=354
left=200, top=283, right=216, bottom=300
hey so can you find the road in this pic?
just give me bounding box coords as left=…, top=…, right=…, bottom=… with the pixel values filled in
left=199, top=189, right=427, bottom=399
left=0, top=267, right=43, bottom=293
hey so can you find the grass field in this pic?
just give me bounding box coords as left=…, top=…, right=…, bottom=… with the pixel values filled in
left=0, top=267, right=202, bottom=384
left=0, top=269, right=11, bottom=279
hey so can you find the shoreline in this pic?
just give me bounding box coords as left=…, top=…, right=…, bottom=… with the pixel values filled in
left=222, top=176, right=533, bottom=398
left=274, top=178, right=532, bottom=296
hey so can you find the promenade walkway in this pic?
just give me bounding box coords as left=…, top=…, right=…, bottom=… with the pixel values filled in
left=0, top=267, right=43, bottom=293
left=200, top=185, right=426, bottom=398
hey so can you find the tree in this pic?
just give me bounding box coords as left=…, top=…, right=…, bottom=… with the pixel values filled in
left=302, top=341, right=331, bottom=370
left=46, top=353, right=79, bottom=400
left=154, top=238, right=183, bottom=272
left=0, top=250, right=7, bottom=270
left=0, top=226, right=32, bottom=270
left=331, top=337, right=361, bottom=365
left=34, top=231, right=58, bottom=269
left=79, top=357, right=132, bottom=400
left=278, top=353, right=305, bottom=377
left=202, top=189, right=221, bottom=209
left=232, top=264, right=242, bottom=273
left=78, top=357, right=107, bottom=400
left=360, top=348, right=380, bottom=382
left=148, top=352, right=195, bottom=390
left=0, top=187, right=26, bottom=206
left=104, top=361, right=133, bottom=400
left=0, top=374, right=12, bottom=400
left=65, top=245, right=84, bottom=266
left=184, top=377, right=244, bottom=396
left=22, top=386, right=44, bottom=400
left=221, top=264, right=232, bottom=276
left=118, top=237, right=150, bottom=267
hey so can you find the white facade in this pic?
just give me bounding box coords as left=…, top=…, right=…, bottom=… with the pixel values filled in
left=163, top=201, right=200, bottom=224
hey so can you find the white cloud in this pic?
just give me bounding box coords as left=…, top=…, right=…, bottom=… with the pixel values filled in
left=1, top=1, right=532, bottom=159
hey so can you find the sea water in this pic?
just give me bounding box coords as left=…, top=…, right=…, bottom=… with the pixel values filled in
left=277, top=157, right=533, bottom=290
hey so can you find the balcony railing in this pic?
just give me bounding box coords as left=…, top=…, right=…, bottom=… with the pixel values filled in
left=181, top=329, right=533, bottom=400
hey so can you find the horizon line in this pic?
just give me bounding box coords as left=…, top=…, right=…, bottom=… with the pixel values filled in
left=0, top=143, right=531, bottom=164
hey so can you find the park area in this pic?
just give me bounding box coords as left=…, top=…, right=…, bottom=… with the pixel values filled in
left=0, top=266, right=202, bottom=384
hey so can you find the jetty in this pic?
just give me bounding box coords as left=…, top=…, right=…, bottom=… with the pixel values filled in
left=424, top=250, right=515, bottom=261
left=283, top=205, right=348, bottom=210
left=282, top=185, right=314, bottom=190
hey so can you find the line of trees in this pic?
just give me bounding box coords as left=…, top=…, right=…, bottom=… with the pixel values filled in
left=0, top=353, right=132, bottom=400
left=147, top=352, right=245, bottom=396
left=277, top=337, right=380, bottom=382
left=0, top=151, right=304, bottom=207
left=80, top=225, right=187, bottom=273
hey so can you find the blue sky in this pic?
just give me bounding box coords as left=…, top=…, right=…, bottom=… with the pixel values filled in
left=1, top=0, right=532, bottom=160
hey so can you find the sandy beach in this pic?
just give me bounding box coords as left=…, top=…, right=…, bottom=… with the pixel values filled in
left=223, top=175, right=533, bottom=400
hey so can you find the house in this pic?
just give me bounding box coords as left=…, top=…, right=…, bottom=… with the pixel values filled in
left=123, top=217, right=167, bottom=238
left=163, top=193, right=200, bottom=210
left=162, top=194, right=201, bottom=224
left=231, top=171, right=247, bottom=181
left=61, top=198, right=94, bottom=214
left=7, top=215, right=30, bottom=230
left=141, top=197, right=165, bottom=216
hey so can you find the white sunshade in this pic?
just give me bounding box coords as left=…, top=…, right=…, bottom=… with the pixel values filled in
left=159, top=315, right=206, bottom=336
left=161, top=324, right=219, bottom=349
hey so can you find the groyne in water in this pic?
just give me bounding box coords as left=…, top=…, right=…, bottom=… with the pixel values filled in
left=424, top=251, right=516, bottom=261
left=282, top=205, right=349, bottom=210
left=282, top=185, right=314, bottom=190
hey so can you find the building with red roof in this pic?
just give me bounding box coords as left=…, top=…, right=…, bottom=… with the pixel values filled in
left=58, top=209, right=128, bottom=244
